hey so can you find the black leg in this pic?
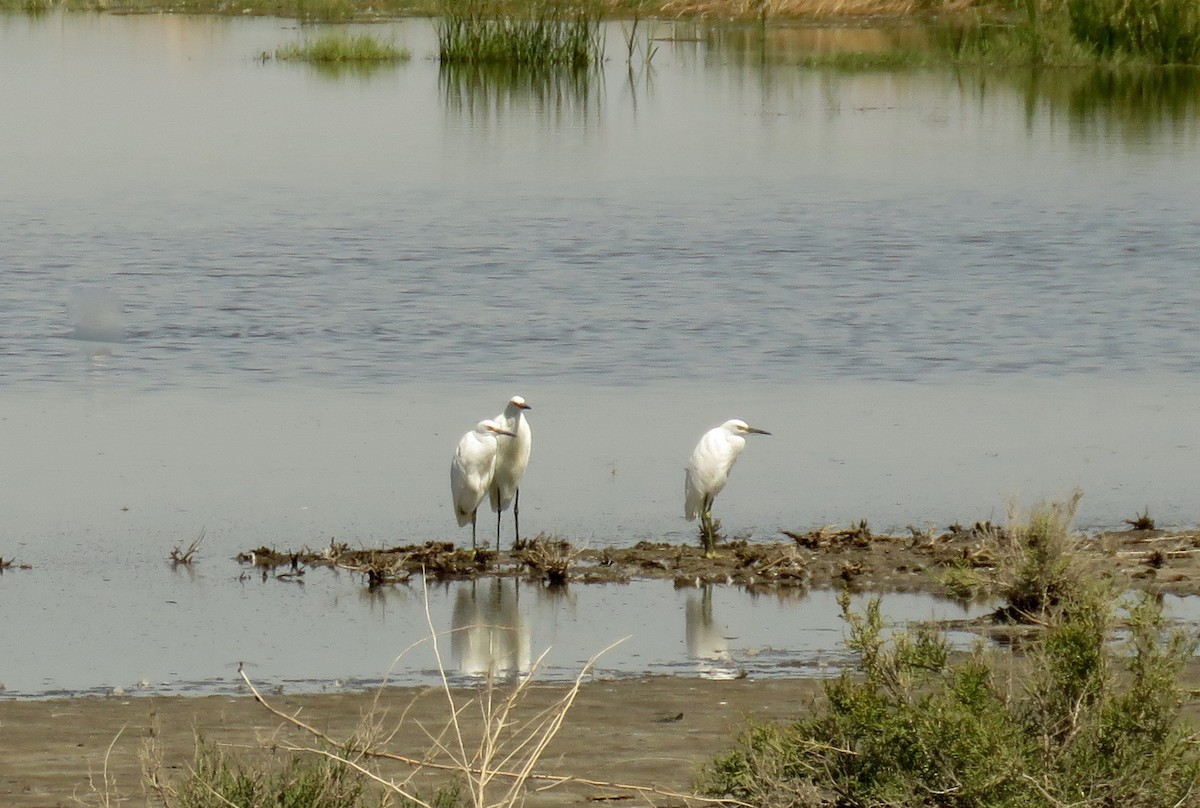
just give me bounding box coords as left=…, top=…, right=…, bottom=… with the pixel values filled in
left=496, top=507, right=502, bottom=552
left=514, top=489, right=521, bottom=546
left=471, top=512, right=477, bottom=549
left=701, top=495, right=716, bottom=557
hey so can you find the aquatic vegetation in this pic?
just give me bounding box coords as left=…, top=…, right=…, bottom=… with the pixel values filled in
left=945, top=0, right=1200, bottom=65
left=1068, top=0, right=1200, bottom=64
left=269, top=32, right=411, bottom=63
left=703, top=587, right=1200, bottom=807
left=436, top=0, right=604, bottom=68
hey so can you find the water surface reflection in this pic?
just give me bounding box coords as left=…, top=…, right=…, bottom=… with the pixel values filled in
left=451, top=579, right=532, bottom=679
left=685, top=586, right=740, bottom=680
left=439, top=63, right=601, bottom=123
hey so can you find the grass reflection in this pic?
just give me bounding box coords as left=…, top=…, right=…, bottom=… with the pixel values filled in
left=971, top=66, right=1200, bottom=142
left=439, top=61, right=600, bottom=122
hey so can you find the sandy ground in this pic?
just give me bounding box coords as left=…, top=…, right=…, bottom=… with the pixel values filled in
left=0, top=677, right=824, bottom=807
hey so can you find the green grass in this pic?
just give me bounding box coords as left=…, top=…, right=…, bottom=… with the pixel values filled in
left=269, top=32, right=411, bottom=64
left=162, top=738, right=389, bottom=808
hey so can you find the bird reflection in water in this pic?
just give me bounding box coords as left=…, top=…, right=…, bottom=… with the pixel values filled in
left=451, top=579, right=531, bottom=680
left=685, top=585, right=744, bottom=680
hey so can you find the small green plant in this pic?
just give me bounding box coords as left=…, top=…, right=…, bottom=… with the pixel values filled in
left=703, top=587, right=1200, bottom=807
left=620, top=9, right=658, bottom=66
left=940, top=557, right=990, bottom=600
left=162, top=737, right=383, bottom=808
left=270, top=32, right=411, bottom=63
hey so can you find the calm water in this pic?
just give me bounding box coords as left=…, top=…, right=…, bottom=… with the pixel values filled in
left=2, top=13, right=1199, bottom=697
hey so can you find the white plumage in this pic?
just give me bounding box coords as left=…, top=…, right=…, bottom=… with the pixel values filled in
left=489, top=395, right=532, bottom=547
left=684, top=419, right=770, bottom=555
left=451, top=418, right=516, bottom=548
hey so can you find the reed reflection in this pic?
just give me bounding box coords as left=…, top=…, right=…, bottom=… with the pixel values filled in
left=1051, top=67, right=1200, bottom=141
left=451, top=578, right=531, bottom=679
left=685, top=585, right=743, bottom=680
left=439, top=63, right=601, bottom=123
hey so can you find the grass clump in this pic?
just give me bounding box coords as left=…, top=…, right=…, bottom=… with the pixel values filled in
left=995, top=490, right=1088, bottom=621
left=436, top=0, right=604, bottom=68
left=947, top=0, right=1200, bottom=65
left=270, top=32, right=411, bottom=63
left=703, top=586, right=1200, bottom=807
left=1068, top=0, right=1200, bottom=64
left=154, top=737, right=393, bottom=808
left=940, top=557, right=991, bottom=601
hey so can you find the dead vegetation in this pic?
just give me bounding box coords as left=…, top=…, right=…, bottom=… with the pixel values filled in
left=234, top=509, right=1200, bottom=597
left=168, top=529, right=204, bottom=566
left=513, top=534, right=577, bottom=586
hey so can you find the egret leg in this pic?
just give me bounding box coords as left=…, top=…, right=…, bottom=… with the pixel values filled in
left=513, top=489, right=521, bottom=546
left=496, top=508, right=502, bottom=552
left=700, top=495, right=717, bottom=557
left=700, top=510, right=715, bottom=557
left=471, top=512, right=478, bottom=550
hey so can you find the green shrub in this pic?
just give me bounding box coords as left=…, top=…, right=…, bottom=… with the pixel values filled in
left=703, top=588, right=1200, bottom=807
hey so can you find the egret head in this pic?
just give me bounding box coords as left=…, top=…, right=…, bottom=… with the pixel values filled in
left=727, top=419, right=770, bottom=436
left=508, top=395, right=531, bottom=411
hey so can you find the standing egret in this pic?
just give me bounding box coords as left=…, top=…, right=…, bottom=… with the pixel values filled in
left=451, top=418, right=516, bottom=549
left=489, top=395, right=532, bottom=549
left=684, top=419, right=771, bottom=557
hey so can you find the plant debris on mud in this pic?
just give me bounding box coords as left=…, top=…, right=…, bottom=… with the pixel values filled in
left=237, top=521, right=1200, bottom=596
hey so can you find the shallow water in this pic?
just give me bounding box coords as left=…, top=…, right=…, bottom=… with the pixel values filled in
left=2, top=13, right=1200, bottom=697
left=1, top=570, right=990, bottom=698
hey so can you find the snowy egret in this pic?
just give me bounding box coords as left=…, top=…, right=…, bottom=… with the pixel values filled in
left=684, top=419, right=771, bottom=557
left=489, top=395, right=532, bottom=548
left=451, top=418, right=517, bottom=549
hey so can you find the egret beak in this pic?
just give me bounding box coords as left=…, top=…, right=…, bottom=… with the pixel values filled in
left=519, top=402, right=532, bottom=410
left=747, top=427, right=771, bottom=435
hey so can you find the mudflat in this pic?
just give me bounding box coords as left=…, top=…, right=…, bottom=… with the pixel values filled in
left=0, top=676, right=823, bottom=806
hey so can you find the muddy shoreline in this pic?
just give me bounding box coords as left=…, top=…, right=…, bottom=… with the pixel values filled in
left=243, top=525, right=1200, bottom=597
left=5, top=525, right=1199, bottom=806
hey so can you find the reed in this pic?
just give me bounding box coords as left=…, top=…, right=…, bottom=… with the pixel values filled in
left=436, top=0, right=604, bottom=68
left=1068, top=0, right=1200, bottom=64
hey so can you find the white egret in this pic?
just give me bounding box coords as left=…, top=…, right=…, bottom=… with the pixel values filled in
left=684, top=419, right=771, bottom=557
left=489, top=395, right=532, bottom=549
left=451, top=418, right=517, bottom=549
